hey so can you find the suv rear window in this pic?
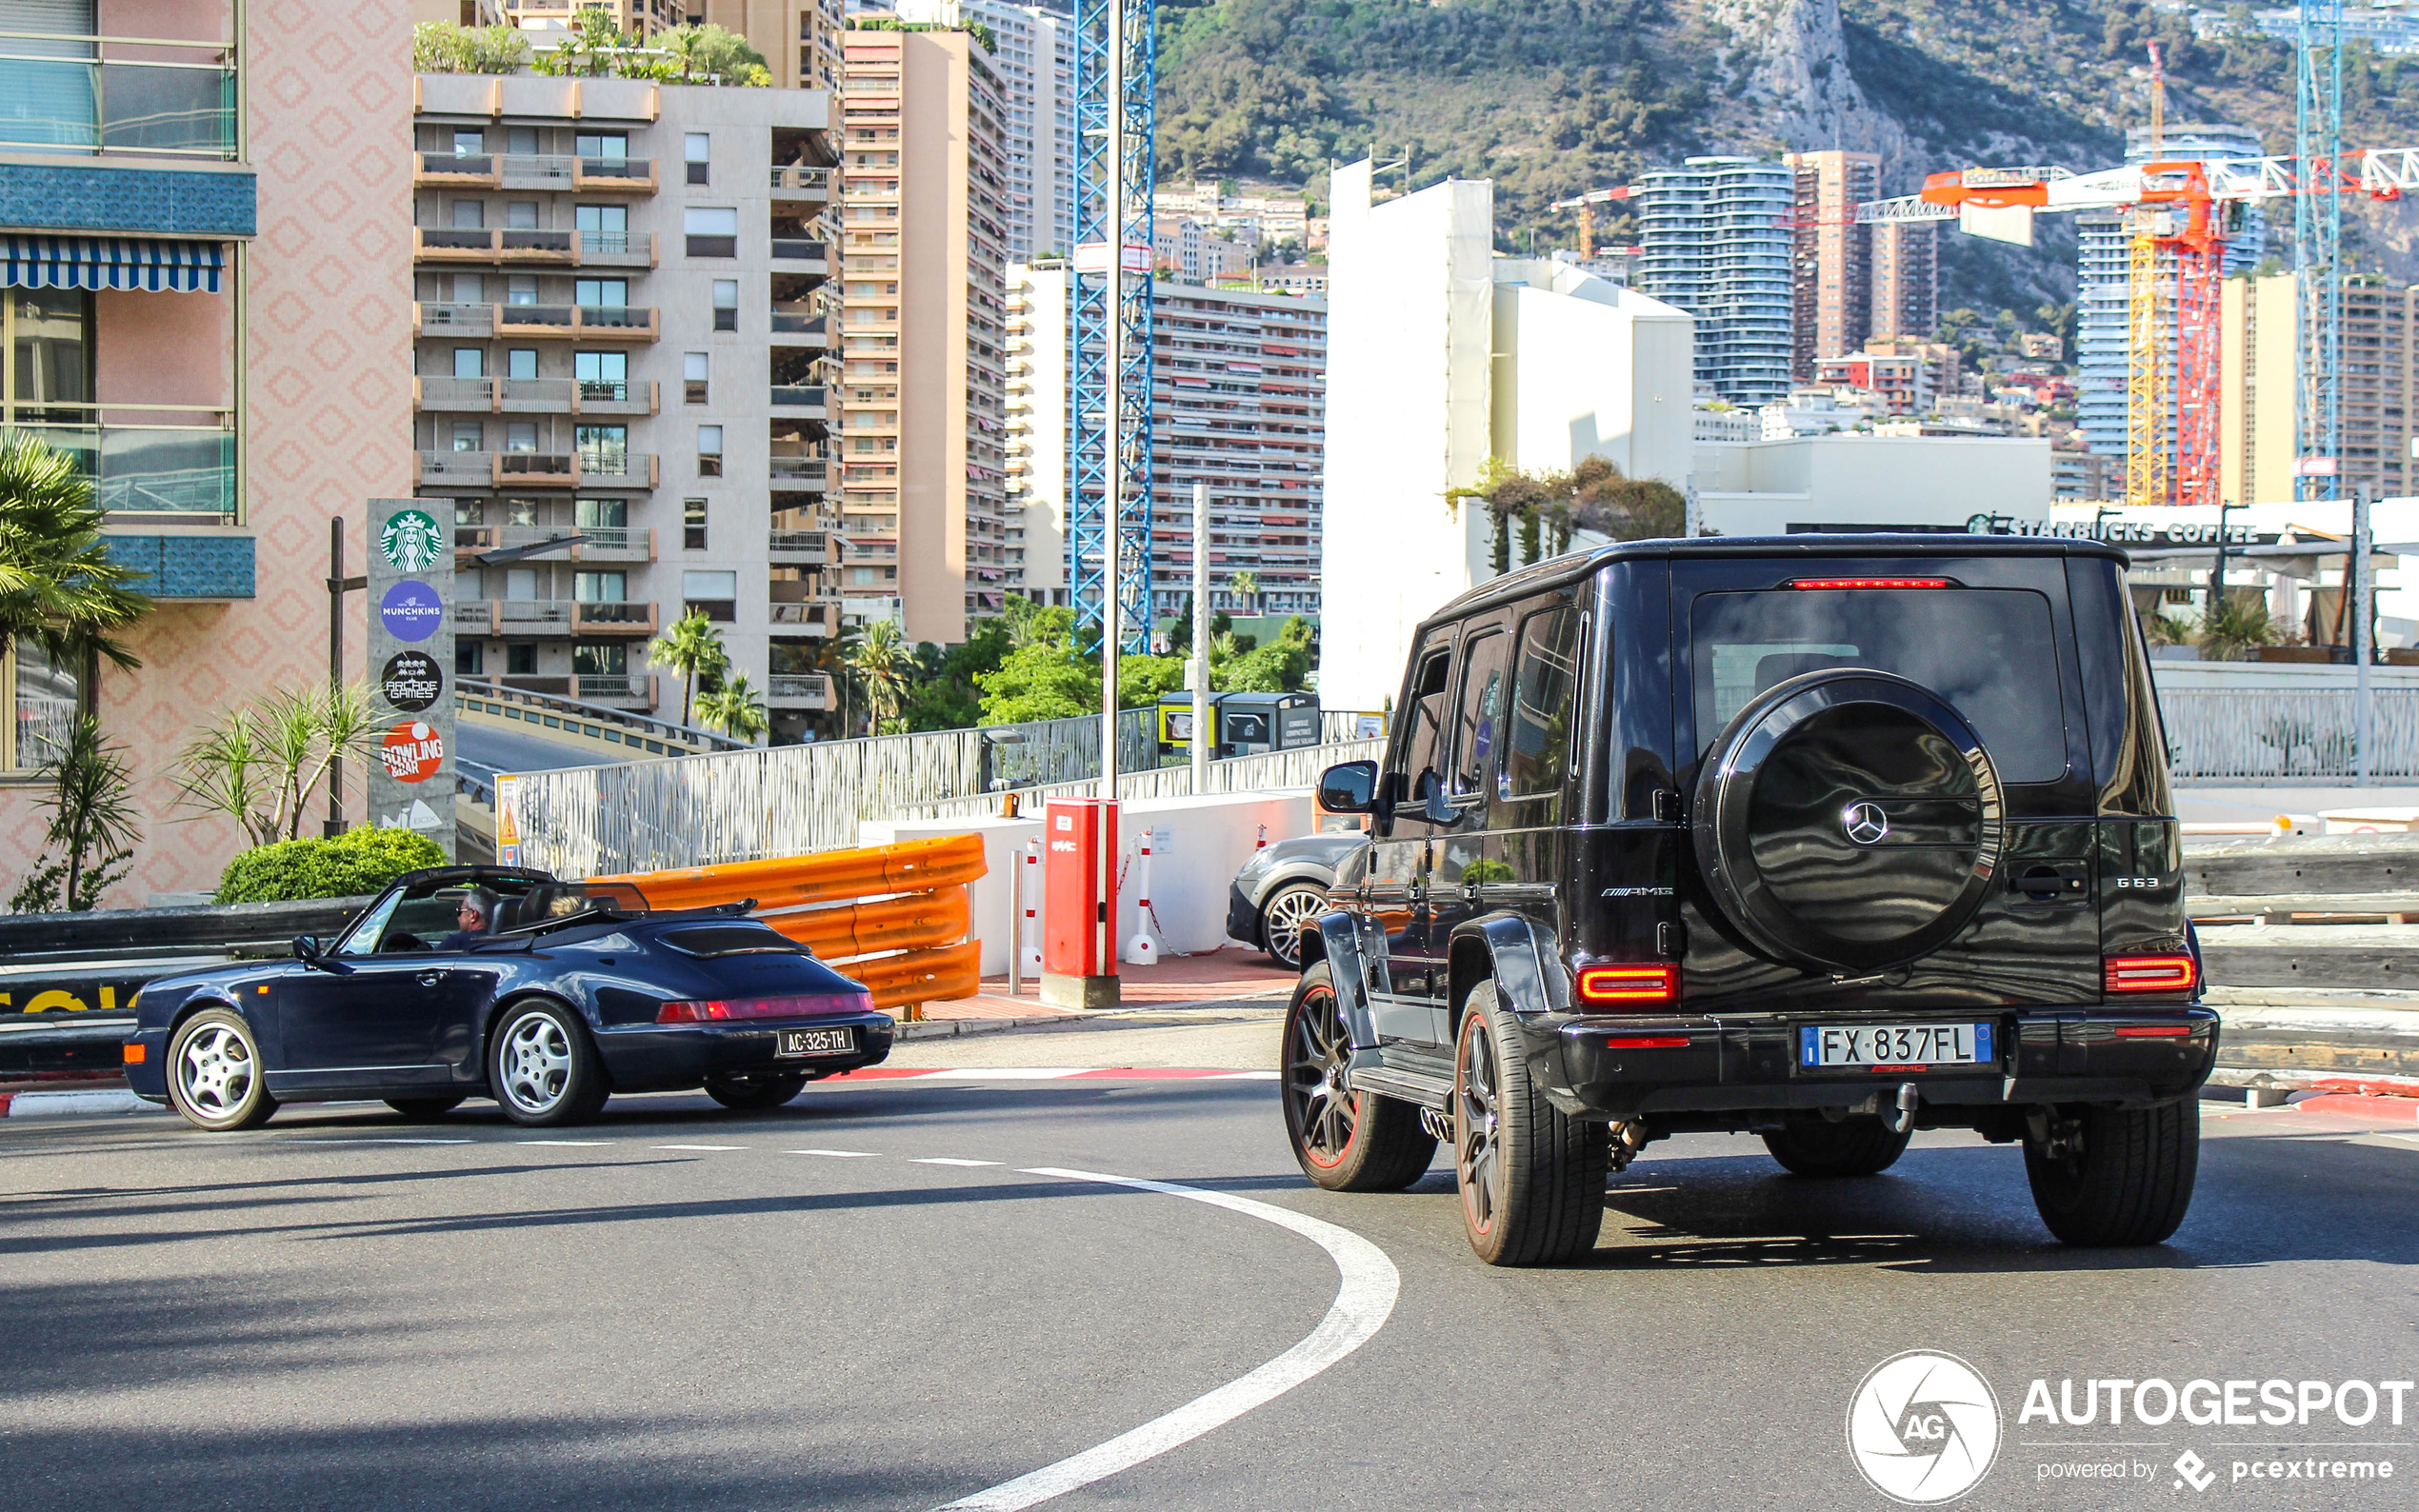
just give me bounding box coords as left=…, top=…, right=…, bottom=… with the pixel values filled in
left=1690, top=587, right=2068, bottom=783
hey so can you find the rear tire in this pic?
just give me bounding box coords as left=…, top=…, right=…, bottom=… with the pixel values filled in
left=167, top=1009, right=279, bottom=1132
left=703, top=1071, right=809, bottom=1110
left=488, top=1000, right=610, bottom=1127
left=1453, top=983, right=1607, bottom=1265
left=386, top=1096, right=466, bottom=1122
left=1762, top=1116, right=1911, bottom=1177
left=2025, top=1101, right=2199, bottom=1246
left=1281, top=963, right=1435, bottom=1191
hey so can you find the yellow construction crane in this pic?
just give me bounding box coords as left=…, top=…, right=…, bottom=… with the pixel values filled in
left=1550, top=186, right=1634, bottom=258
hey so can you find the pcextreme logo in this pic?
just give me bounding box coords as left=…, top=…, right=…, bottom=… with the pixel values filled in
left=1847, top=1350, right=2003, bottom=1505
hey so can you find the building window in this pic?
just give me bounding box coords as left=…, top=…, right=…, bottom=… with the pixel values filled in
left=684, top=497, right=709, bottom=551
left=574, top=131, right=627, bottom=162
left=685, top=207, right=738, bottom=258
left=455, top=642, right=483, bottom=676
left=452, top=129, right=485, bottom=156
left=506, top=644, right=538, bottom=676
left=506, top=200, right=538, bottom=229
left=506, top=348, right=537, bottom=380
left=450, top=199, right=484, bottom=230
left=573, top=642, right=628, bottom=677
left=504, top=421, right=537, bottom=453
left=575, top=496, right=627, bottom=544
left=712, top=278, right=738, bottom=331
left=450, top=420, right=483, bottom=452
left=4, top=638, right=81, bottom=773
left=574, top=424, right=628, bottom=470
left=575, top=203, right=629, bottom=255
left=573, top=278, right=627, bottom=308
left=452, top=348, right=485, bottom=379
left=697, top=425, right=724, bottom=476
left=685, top=131, right=710, bottom=185
left=506, top=273, right=538, bottom=307
left=684, top=351, right=710, bottom=404
left=575, top=570, right=627, bottom=604
left=574, top=349, right=626, bottom=401
left=684, top=569, right=738, bottom=622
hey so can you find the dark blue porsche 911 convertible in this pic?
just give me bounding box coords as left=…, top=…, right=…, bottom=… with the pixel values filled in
left=122, top=866, right=895, bottom=1131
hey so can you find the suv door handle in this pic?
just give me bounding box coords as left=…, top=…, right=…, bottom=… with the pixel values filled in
left=416, top=970, right=445, bottom=987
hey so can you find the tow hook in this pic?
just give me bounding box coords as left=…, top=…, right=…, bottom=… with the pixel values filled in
left=1884, top=1083, right=1920, bottom=1135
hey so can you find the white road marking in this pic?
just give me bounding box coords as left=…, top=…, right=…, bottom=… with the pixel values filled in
left=284, top=1137, right=474, bottom=1144
left=519, top=1140, right=610, bottom=1146
left=788, top=1148, right=883, bottom=1158
left=932, top=1166, right=1400, bottom=1512
left=911, top=1157, right=1001, bottom=1167
left=654, top=1144, right=747, bottom=1151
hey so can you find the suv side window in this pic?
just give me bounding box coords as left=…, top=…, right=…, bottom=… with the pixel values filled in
left=1448, top=627, right=1510, bottom=805
left=1497, top=605, right=1581, bottom=825
left=1388, top=639, right=1454, bottom=832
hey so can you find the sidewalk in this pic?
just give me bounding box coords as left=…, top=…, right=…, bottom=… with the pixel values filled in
left=911, top=946, right=1296, bottom=1029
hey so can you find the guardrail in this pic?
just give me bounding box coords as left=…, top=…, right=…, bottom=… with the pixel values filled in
left=454, top=678, right=749, bottom=759
left=2162, top=689, right=2419, bottom=782
left=598, top=833, right=985, bottom=1019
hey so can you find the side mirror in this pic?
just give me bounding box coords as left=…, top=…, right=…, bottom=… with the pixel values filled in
left=1316, top=760, right=1378, bottom=814
left=291, top=934, right=322, bottom=962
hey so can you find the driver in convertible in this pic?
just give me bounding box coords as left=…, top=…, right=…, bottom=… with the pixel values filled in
left=440, top=886, right=500, bottom=950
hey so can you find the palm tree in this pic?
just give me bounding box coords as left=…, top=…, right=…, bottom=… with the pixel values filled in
left=694, top=670, right=769, bottom=744
left=809, top=621, right=861, bottom=738
left=1229, top=568, right=1261, bottom=618
left=848, top=617, right=912, bottom=735
left=0, top=432, right=150, bottom=670
left=645, top=609, right=729, bottom=727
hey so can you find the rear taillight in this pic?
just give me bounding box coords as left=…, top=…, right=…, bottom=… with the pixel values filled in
left=2114, top=1025, right=2194, bottom=1038
left=1604, top=1035, right=1689, bottom=1049
left=657, top=991, right=875, bottom=1023
left=1787, top=577, right=1949, bottom=590
left=2104, top=954, right=2196, bottom=995
left=1575, top=965, right=1679, bottom=1006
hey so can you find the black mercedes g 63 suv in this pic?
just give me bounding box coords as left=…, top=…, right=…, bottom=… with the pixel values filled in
left=1286, top=536, right=2214, bottom=1264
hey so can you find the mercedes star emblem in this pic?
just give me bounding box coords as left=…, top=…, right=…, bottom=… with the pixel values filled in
left=1843, top=802, right=1890, bottom=846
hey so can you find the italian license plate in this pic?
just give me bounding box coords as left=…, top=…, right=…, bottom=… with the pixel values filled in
left=776, top=1027, right=856, bottom=1058
left=1800, top=1023, right=1992, bottom=1070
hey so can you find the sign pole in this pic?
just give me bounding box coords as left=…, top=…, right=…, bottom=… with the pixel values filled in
left=2355, top=482, right=2374, bottom=786
left=327, top=517, right=347, bottom=837
left=364, top=498, right=457, bottom=857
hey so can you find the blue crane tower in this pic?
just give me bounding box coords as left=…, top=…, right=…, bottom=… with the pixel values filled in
left=1067, top=0, right=1156, bottom=650
left=2297, top=0, right=2345, bottom=501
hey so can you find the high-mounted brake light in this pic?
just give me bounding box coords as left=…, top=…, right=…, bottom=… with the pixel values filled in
left=2103, top=954, right=2197, bottom=994
left=1788, top=577, right=1950, bottom=590
left=657, top=991, right=875, bottom=1023
left=1575, top=965, right=1679, bottom=1005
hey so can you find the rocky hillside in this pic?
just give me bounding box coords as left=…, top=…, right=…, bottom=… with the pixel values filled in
left=1155, top=0, right=2419, bottom=310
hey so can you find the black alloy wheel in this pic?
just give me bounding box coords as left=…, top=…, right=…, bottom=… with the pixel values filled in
left=1453, top=983, right=1607, bottom=1265
left=703, top=1071, right=810, bottom=1110
left=1280, top=963, right=1433, bottom=1191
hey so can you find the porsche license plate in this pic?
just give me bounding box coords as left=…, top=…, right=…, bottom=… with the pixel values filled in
left=1800, top=1023, right=1992, bottom=1070
left=776, top=1027, right=855, bottom=1058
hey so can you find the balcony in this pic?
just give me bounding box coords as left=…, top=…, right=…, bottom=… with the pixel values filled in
left=12, top=418, right=237, bottom=523
left=574, top=600, right=658, bottom=637
left=412, top=152, right=657, bottom=195
left=770, top=602, right=839, bottom=635
left=490, top=304, right=660, bottom=342
left=452, top=524, right=656, bottom=564
left=769, top=165, right=832, bottom=203
left=412, top=377, right=658, bottom=416
left=770, top=310, right=831, bottom=348
left=415, top=302, right=494, bottom=336
left=455, top=599, right=575, bottom=637
left=770, top=385, right=828, bottom=419
left=767, top=674, right=833, bottom=709
left=770, top=238, right=830, bottom=274
left=769, top=529, right=831, bottom=564
left=0, top=35, right=240, bottom=160
left=418, top=451, right=659, bottom=488
left=576, top=673, right=657, bottom=708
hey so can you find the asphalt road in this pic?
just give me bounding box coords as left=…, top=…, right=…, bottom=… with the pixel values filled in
left=6, top=1033, right=2417, bottom=1512
left=454, top=723, right=628, bottom=789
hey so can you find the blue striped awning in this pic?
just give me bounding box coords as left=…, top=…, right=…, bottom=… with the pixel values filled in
left=1, top=235, right=224, bottom=292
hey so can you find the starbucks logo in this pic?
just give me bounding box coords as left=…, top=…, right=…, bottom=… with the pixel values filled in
left=380, top=508, right=446, bottom=573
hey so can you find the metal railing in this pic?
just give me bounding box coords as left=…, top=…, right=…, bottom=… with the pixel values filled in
left=502, top=707, right=1382, bottom=875
left=2162, top=689, right=2419, bottom=782
left=0, top=30, right=237, bottom=158
left=770, top=384, right=827, bottom=409
left=9, top=419, right=235, bottom=518
left=455, top=678, right=746, bottom=756
left=770, top=237, right=829, bottom=263
left=769, top=165, right=831, bottom=192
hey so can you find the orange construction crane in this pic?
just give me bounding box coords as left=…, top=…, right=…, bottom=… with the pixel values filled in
left=1551, top=186, right=1635, bottom=259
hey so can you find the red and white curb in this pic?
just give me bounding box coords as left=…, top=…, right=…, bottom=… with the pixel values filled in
left=0, top=1069, right=1277, bottom=1120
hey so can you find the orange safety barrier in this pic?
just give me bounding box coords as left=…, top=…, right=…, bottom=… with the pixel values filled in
left=600, top=834, right=988, bottom=1020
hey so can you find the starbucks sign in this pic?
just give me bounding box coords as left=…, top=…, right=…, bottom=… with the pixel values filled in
left=379, top=507, right=446, bottom=574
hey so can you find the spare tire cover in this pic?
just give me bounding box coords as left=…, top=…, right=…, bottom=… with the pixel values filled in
left=1690, top=669, right=2004, bottom=972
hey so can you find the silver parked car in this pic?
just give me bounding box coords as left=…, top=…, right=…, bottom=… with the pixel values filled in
left=1226, top=832, right=1366, bottom=970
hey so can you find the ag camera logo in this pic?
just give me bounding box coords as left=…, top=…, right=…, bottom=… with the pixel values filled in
left=1848, top=1350, right=2002, bottom=1504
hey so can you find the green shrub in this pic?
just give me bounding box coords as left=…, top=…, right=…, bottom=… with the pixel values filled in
left=215, top=827, right=448, bottom=905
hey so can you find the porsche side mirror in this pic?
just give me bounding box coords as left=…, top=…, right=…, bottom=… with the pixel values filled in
left=1316, top=760, right=1378, bottom=814
left=291, top=934, right=321, bottom=962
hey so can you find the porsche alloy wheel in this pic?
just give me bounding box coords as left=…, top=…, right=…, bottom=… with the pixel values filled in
left=168, top=1009, right=278, bottom=1132
left=489, top=1002, right=610, bottom=1126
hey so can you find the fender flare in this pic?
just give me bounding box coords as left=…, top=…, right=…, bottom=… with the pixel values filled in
left=1307, top=907, right=1384, bottom=1050
left=1446, top=912, right=1568, bottom=1036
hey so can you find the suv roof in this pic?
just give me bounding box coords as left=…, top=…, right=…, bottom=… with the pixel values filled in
left=1421, top=531, right=2131, bottom=627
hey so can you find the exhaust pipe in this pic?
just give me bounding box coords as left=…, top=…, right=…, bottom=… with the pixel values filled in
left=1419, top=1106, right=1452, bottom=1142
left=1884, top=1083, right=1919, bottom=1135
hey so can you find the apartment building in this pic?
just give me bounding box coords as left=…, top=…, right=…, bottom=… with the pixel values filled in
left=894, top=0, right=1072, bottom=263
left=2219, top=271, right=2416, bottom=504
left=433, top=2, right=849, bottom=91
left=0, top=1, right=413, bottom=903
left=1010, top=270, right=1327, bottom=625
left=1814, top=352, right=1928, bottom=415
left=1783, top=149, right=1877, bottom=381
left=1151, top=181, right=1311, bottom=250
left=1633, top=157, right=1793, bottom=406
left=837, top=20, right=1010, bottom=641
left=1154, top=219, right=1254, bottom=285
left=1869, top=219, right=1938, bottom=344
left=410, top=73, right=842, bottom=740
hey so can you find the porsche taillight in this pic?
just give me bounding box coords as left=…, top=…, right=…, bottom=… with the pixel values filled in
left=656, top=992, right=875, bottom=1023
